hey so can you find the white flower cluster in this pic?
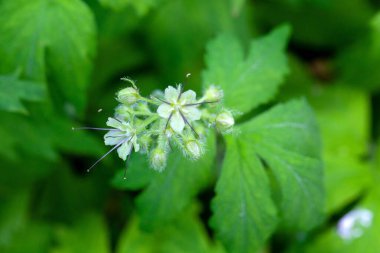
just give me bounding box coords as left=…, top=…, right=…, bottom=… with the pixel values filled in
left=79, top=77, right=234, bottom=178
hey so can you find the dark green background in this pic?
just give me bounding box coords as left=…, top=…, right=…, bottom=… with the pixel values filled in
left=1, top=0, right=380, bottom=252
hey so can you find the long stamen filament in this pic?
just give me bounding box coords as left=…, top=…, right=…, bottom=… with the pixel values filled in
left=150, top=96, right=170, bottom=105
left=178, top=110, right=199, bottom=138
left=72, top=127, right=117, bottom=131
left=177, top=84, right=184, bottom=100
left=105, top=135, right=126, bottom=139
left=184, top=100, right=220, bottom=106
left=164, top=112, right=174, bottom=132
left=87, top=139, right=126, bottom=172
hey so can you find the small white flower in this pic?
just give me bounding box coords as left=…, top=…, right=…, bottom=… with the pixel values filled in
left=185, top=139, right=203, bottom=159
left=150, top=147, right=167, bottom=172
left=216, top=111, right=235, bottom=131
left=203, top=85, right=223, bottom=102
left=104, top=117, right=140, bottom=160
left=156, top=85, right=201, bottom=133
left=117, top=87, right=140, bottom=105
left=114, top=104, right=132, bottom=121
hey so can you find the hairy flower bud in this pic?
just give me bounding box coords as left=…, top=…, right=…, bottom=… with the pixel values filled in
left=204, top=85, right=223, bottom=102
left=150, top=148, right=167, bottom=172
left=135, top=101, right=151, bottom=113
left=216, top=111, right=234, bottom=131
left=117, top=87, right=140, bottom=105
left=138, top=134, right=151, bottom=153
left=185, top=140, right=202, bottom=159
left=114, top=104, right=131, bottom=121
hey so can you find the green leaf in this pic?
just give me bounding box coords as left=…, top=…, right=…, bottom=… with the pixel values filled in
left=202, top=25, right=290, bottom=114
left=116, top=207, right=217, bottom=253
left=336, top=12, right=380, bottom=91
left=99, top=0, right=159, bottom=15
left=283, top=0, right=330, bottom=7
left=377, top=143, right=380, bottom=168
left=280, top=57, right=373, bottom=214
left=0, top=73, right=45, bottom=113
left=310, top=85, right=372, bottom=213
left=1, top=222, right=52, bottom=253
left=230, top=0, right=245, bottom=16
left=52, top=213, right=110, bottom=253
left=211, top=135, right=277, bottom=253
left=0, top=191, right=52, bottom=253
left=136, top=135, right=216, bottom=230
left=0, top=191, right=29, bottom=248
left=36, top=164, right=111, bottom=223
left=0, top=110, right=104, bottom=161
left=111, top=153, right=155, bottom=190
left=239, top=99, right=324, bottom=230
left=0, top=0, right=96, bottom=113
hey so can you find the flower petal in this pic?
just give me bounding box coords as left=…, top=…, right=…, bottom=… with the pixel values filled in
left=157, top=104, right=173, bottom=118
left=170, top=111, right=185, bottom=133
left=182, top=107, right=201, bottom=121
left=179, top=90, right=196, bottom=104
left=106, top=117, right=123, bottom=129
left=132, top=136, right=140, bottom=152
left=104, top=131, right=125, bottom=146
left=165, top=86, right=179, bottom=103
left=117, top=141, right=132, bottom=160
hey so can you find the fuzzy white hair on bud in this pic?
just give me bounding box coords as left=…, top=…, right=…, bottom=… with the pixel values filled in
left=150, top=148, right=167, bottom=172
left=117, top=87, right=140, bottom=105
left=203, top=85, right=223, bottom=102
left=185, top=140, right=203, bottom=160
left=216, top=110, right=235, bottom=131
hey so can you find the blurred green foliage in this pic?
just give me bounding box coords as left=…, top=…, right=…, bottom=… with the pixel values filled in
left=1, top=0, right=380, bottom=253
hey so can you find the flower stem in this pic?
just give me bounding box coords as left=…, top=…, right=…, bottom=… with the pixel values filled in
left=138, top=115, right=159, bottom=131
left=140, top=97, right=160, bottom=105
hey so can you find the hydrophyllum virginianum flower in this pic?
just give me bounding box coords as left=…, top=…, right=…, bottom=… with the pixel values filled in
left=156, top=85, right=201, bottom=134
left=104, top=117, right=140, bottom=161
left=73, top=76, right=234, bottom=179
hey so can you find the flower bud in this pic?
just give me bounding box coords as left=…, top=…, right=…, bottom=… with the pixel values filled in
left=117, top=87, right=140, bottom=105
left=185, top=140, right=202, bottom=159
left=204, top=85, right=223, bottom=101
left=216, top=111, right=234, bottom=131
left=150, top=148, right=167, bottom=172
left=138, top=134, right=151, bottom=153
left=135, top=102, right=150, bottom=113
left=114, top=104, right=131, bottom=121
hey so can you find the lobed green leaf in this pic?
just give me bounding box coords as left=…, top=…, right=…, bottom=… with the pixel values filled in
left=116, top=207, right=218, bottom=253
left=136, top=135, right=216, bottom=230
left=52, top=213, right=110, bottom=253
left=203, top=25, right=290, bottom=114
left=0, top=0, right=96, bottom=114
left=0, top=73, right=45, bottom=113
left=239, top=99, right=324, bottom=230
left=211, top=135, right=278, bottom=253
left=99, top=0, right=159, bottom=15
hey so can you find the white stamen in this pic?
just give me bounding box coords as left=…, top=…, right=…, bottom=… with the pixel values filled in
left=87, top=138, right=127, bottom=172
left=72, top=127, right=117, bottom=131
